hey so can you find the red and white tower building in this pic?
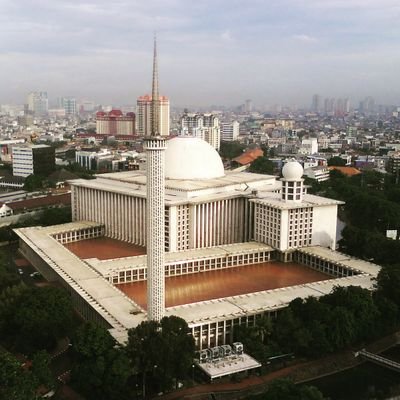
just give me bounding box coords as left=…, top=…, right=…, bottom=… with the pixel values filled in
left=96, top=110, right=135, bottom=136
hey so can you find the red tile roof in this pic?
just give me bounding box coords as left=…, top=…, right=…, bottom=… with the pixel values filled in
left=233, top=148, right=264, bottom=166
left=328, top=166, right=362, bottom=176
left=4, top=193, right=71, bottom=212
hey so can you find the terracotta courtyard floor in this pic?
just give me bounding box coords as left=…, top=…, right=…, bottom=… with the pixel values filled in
left=116, top=262, right=330, bottom=309
left=63, top=237, right=146, bottom=259
left=62, top=237, right=330, bottom=309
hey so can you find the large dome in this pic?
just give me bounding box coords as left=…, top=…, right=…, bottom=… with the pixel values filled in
left=165, top=137, right=225, bottom=180
left=282, top=160, right=303, bottom=180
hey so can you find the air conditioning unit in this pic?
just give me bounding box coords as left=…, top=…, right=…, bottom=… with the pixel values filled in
left=199, top=350, right=208, bottom=362
left=221, top=344, right=232, bottom=357
left=232, top=342, right=243, bottom=355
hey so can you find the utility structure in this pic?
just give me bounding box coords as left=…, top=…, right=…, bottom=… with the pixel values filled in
left=144, top=36, right=167, bottom=321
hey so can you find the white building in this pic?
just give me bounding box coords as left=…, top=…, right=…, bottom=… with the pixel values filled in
left=16, top=137, right=380, bottom=350
left=70, top=138, right=340, bottom=253
left=303, top=166, right=330, bottom=183
left=181, top=113, right=221, bottom=150
left=136, top=95, right=170, bottom=136
left=12, top=144, right=55, bottom=178
left=221, top=121, right=240, bottom=141
left=300, top=138, right=318, bottom=155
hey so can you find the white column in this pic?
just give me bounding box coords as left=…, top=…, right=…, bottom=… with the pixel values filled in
left=144, top=137, right=167, bottom=321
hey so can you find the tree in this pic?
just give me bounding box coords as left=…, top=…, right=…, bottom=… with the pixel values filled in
left=31, top=350, right=55, bottom=390
left=259, top=379, right=324, bottom=400
left=160, top=316, right=195, bottom=388
left=249, top=156, right=274, bottom=175
left=40, top=207, right=72, bottom=226
left=327, top=156, right=346, bottom=166
left=126, top=316, right=195, bottom=395
left=0, top=350, right=38, bottom=400
left=219, top=141, right=245, bottom=160
left=23, top=174, right=46, bottom=191
left=71, top=323, right=131, bottom=400
left=375, top=264, right=400, bottom=309
left=9, top=286, right=74, bottom=353
left=322, top=286, right=379, bottom=342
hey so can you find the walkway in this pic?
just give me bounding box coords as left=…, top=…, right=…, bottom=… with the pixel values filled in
left=356, top=349, right=400, bottom=373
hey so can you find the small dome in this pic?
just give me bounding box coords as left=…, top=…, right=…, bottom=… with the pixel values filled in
left=165, top=137, right=224, bottom=180
left=282, top=160, right=303, bottom=180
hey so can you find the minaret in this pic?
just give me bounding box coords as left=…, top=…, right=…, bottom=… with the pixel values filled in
left=144, top=36, right=167, bottom=321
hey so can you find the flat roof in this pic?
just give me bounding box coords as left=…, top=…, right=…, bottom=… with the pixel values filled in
left=14, top=223, right=380, bottom=343
left=196, top=353, right=261, bottom=379
left=298, top=246, right=380, bottom=275
left=251, top=193, right=344, bottom=209
left=85, top=241, right=274, bottom=275
left=69, top=170, right=280, bottom=204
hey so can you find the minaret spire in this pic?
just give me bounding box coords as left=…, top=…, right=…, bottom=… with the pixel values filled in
left=144, top=35, right=166, bottom=322
left=151, top=34, right=159, bottom=136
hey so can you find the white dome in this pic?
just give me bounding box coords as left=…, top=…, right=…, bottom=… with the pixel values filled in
left=165, top=137, right=225, bottom=180
left=282, top=160, right=303, bottom=180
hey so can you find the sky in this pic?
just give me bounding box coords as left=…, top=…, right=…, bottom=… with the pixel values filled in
left=0, top=0, right=399, bottom=108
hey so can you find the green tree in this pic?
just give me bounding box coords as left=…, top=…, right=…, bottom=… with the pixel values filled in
left=249, top=156, right=274, bottom=175
left=71, top=323, right=131, bottom=400
left=126, top=316, right=195, bottom=394
left=0, top=350, right=38, bottom=400
left=126, top=320, right=163, bottom=396
left=31, top=350, right=55, bottom=390
left=219, top=141, right=246, bottom=160
left=9, top=286, right=74, bottom=353
left=23, top=174, right=46, bottom=191
left=40, top=207, right=72, bottom=226
left=160, top=316, right=195, bottom=388
left=327, top=156, right=346, bottom=166
left=257, top=379, right=324, bottom=400
left=322, top=286, right=379, bottom=341
left=375, top=264, right=400, bottom=308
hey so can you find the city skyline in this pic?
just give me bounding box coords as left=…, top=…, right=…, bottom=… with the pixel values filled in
left=0, top=0, right=399, bottom=107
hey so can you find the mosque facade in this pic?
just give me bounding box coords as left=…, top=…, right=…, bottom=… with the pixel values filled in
left=70, top=136, right=342, bottom=255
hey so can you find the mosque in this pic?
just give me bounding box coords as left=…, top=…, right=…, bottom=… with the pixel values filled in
left=15, top=137, right=379, bottom=348
left=14, top=40, right=380, bottom=350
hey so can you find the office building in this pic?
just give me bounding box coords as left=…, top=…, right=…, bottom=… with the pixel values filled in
left=136, top=95, right=170, bottom=136
left=27, top=91, right=48, bottom=116
left=96, top=110, right=135, bottom=136
left=12, top=144, right=55, bottom=178
left=181, top=112, right=221, bottom=150
left=221, top=121, right=240, bottom=141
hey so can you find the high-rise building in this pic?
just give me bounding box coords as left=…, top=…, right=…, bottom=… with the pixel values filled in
left=245, top=99, right=253, bottom=113
left=96, top=110, right=135, bottom=136
left=136, top=95, right=170, bottom=136
left=180, top=112, right=221, bottom=150
left=58, top=97, right=77, bottom=115
left=27, top=92, right=48, bottom=116
left=311, top=94, right=321, bottom=112
left=12, top=144, right=55, bottom=178
left=221, top=121, right=240, bottom=141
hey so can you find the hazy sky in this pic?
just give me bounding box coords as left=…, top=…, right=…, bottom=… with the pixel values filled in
left=0, top=0, right=399, bottom=107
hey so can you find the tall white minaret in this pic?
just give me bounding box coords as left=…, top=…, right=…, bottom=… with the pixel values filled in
left=144, top=36, right=167, bottom=321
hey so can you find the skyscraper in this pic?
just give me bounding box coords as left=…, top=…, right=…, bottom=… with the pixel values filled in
left=311, top=94, right=321, bottom=113
left=136, top=53, right=170, bottom=137
left=58, top=97, right=77, bottom=115
left=27, top=91, right=48, bottom=116
left=180, top=112, right=221, bottom=150
left=137, top=95, right=170, bottom=136
left=143, top=37, right=167, bottom=321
